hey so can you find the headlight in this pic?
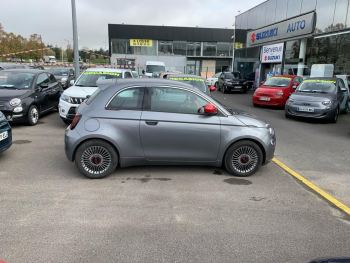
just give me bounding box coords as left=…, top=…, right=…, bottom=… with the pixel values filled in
left=276, top=91, right=284, bottom=96
left=9, top=98, right=21, bottom=107
left=266, top=124, right=275, bottom=136
left=60, top=94, right=71, bottom=103
left=287, top=99, right=294, bottom=104
left=322, top=100, right=332, bottom=106
left=61, top=77, right=68, bottom=82
left=0, top=112, right=5, bottom=121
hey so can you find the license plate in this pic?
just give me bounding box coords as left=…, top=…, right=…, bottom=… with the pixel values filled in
left=298, top=106, right=314, bottom=112
left=0, top=131, right=8, bottom=141
left=259, top=96, right=270, bottom=101
left=234, top=86, right=242, bottom=89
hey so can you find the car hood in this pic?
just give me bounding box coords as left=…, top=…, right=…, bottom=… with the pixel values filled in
left=63, top=85, right=98, bottom=98
left=225, top=106, right=269, bottom=128
left=0, top=89, right=31, bottom=100
left=290, top=92, right=336, bottom=102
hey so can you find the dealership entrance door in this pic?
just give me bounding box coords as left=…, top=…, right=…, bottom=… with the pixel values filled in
left=260, top=63, right=282, bottom=81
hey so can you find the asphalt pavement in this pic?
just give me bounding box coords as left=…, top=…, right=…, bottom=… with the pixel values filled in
left=213, top=91, right=350, bottom=207
left=0, top=110, right=349, bottom=263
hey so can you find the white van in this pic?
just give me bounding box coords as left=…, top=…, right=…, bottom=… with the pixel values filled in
left=145, top=61, right=166, bottom=77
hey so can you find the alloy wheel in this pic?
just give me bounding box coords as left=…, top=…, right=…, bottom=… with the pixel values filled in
left=30, top=107, right=39, bottom=124
left=81, top=146, right=112, bottom=175
left=231, top=146, right=259, bottom=175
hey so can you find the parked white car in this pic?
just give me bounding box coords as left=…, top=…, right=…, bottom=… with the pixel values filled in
left=206, top=72, right=221, bottom=87
left=59, top=68, right=133, bottom=123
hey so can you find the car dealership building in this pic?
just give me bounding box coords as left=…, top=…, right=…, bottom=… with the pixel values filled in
left=108, top=24, right=234, bottom=77
left=234, top=0, right=350, bottom=84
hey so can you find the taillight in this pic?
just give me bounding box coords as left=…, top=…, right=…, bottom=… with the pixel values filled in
left=70, top=114, right=81, bottom=130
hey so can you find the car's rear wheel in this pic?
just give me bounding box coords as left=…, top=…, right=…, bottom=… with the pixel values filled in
left=224, top=140, right=263, bottom=177
left=27, top=105, right=39, bottom=126
left=75, top=139, right=118, bottom=179
left=343, top=101, right=350, bottom=114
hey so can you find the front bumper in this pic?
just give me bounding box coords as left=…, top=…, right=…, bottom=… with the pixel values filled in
left=59, top=99, right=79, bottom=121
left=224, top=84, right=246, bottom=92
left=285, top=104, right=335, bottom=119
left=253, top=95, right=286, bottom=107
left=0, top=121, right=12, bottom=153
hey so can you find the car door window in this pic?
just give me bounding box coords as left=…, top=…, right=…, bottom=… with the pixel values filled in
left=124, top=72, right=132, bottom=78
left=36, top=73, right=50, bottom=88
left=107, top=87, right=144, bottom=110
left=148, top=87, right=208, bottom=115
left=338, top=79, right=346, bottom=92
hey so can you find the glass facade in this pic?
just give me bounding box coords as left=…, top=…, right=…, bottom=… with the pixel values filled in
left=111, top=39, right=232, bottom=57
left=236, top=0, right=350, bottom=34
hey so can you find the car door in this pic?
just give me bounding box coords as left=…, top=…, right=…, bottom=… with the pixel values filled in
left=47, top=73, right=62, bottom=108
left=337, top=79, right=347, bottom=110
left=35, top=73, right=51, bottom=111
left=140, top=86, right=221, bottom=162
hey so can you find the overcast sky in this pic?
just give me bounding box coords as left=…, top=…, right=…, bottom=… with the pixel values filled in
left=0, top=0, right=263, bottom=49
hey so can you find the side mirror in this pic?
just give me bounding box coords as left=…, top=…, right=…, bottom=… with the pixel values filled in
left=40, top=83, right=49, bottom=89
left=260, top=81, right=265, bottom=86
left=292, top=82, right=300, bottom=89
left=209, top=85, right=216, bottom=92
left=199, top=103, right=218, bottom=116
left=70, top=80, right=75, bottom=86
left=340, top=88, right=348, bottom=93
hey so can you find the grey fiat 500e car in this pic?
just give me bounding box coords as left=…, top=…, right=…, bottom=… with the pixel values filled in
left=65, top=79, right=276, bottom=179
left=285, top=78, right=349, bottom=123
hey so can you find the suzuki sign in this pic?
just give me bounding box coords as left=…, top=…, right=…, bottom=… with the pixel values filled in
left=261, top=43, right=284, bottom=63
left=247, top=12, right=315, bottom=47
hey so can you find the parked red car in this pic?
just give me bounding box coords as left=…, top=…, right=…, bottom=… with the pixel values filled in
left=253, top=75, right=303, bottom=108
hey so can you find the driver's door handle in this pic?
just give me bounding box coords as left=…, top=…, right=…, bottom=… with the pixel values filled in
left=145, top=121, right=158, bottom=126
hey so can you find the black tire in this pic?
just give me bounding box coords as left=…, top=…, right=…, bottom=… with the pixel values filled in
left=241, top=88, right=248, bottom=94
left=224, top=140, right=263, bottom=177
left=285, top=112, right=291, bottom=119
left=329, top=107, right=339, bottom=123
left=27, top=105, right=39, bottom=126
left=343, top=101, right=350, bottom=114
left=75, top=139, right=118, bottom=179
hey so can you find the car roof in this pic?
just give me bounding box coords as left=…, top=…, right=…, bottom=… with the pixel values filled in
left=0, top=68, right=45, bottom=74
left=85, top=67, right=131, bottom=72
left=167, top=74, right=205, bottom=80
left=104, top=78, right=196, bottom=91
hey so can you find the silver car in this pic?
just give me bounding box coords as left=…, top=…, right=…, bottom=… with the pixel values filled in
left=65, top=79, right=276, bottom=179
left=285, top=78, right=349, bottom=123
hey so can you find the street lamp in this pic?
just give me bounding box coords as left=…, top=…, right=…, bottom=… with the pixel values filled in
left=71, top=0, right=80, bottom=78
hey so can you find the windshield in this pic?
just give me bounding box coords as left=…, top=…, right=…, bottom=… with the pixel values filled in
left=297, top=80, right=336, bottom=94
left=224, top=72, right=240, bottom=79
left=0, top=71, right=35, bottom=89
left=49, top=68, right=70, bottom=76
left=75, top=71, right=122, bottom=87
left=146, top=65, right=165, bottom=73
left=264, top=77, right=292, bottom=87
left=169, top=77, right=208, bottom=93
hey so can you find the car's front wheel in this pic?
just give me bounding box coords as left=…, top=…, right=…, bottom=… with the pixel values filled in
left=27, top=105, right=39, bottom=126
left=75, top=139, right=118, bottom=179
left=224, top=140, right=263, bottom=177
left=329, top=107, right=339, bottom=123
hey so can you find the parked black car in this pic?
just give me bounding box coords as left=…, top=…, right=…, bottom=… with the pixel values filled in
left=0, top=111, right=12, bottom=153
left=0, top=63, right=28, bottom=70
left=48, top=68, right=75, bottom=89
left=0, top=69, right=63, bottom=125
left=217, top=72, right=248, bottom=93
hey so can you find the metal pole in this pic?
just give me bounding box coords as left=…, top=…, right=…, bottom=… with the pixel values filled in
left=71, top=0, right=80, bottom=79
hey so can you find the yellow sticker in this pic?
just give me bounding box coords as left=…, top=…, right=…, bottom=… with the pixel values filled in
left=83, top=71, right=121, bottom=76
left=271, top=77, right=292, bottom=80
left=169, top=77, right=204, bottom=82
left=129, top=39, right=153, bottom=47
left=304, top=79, right=336, bottom=83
